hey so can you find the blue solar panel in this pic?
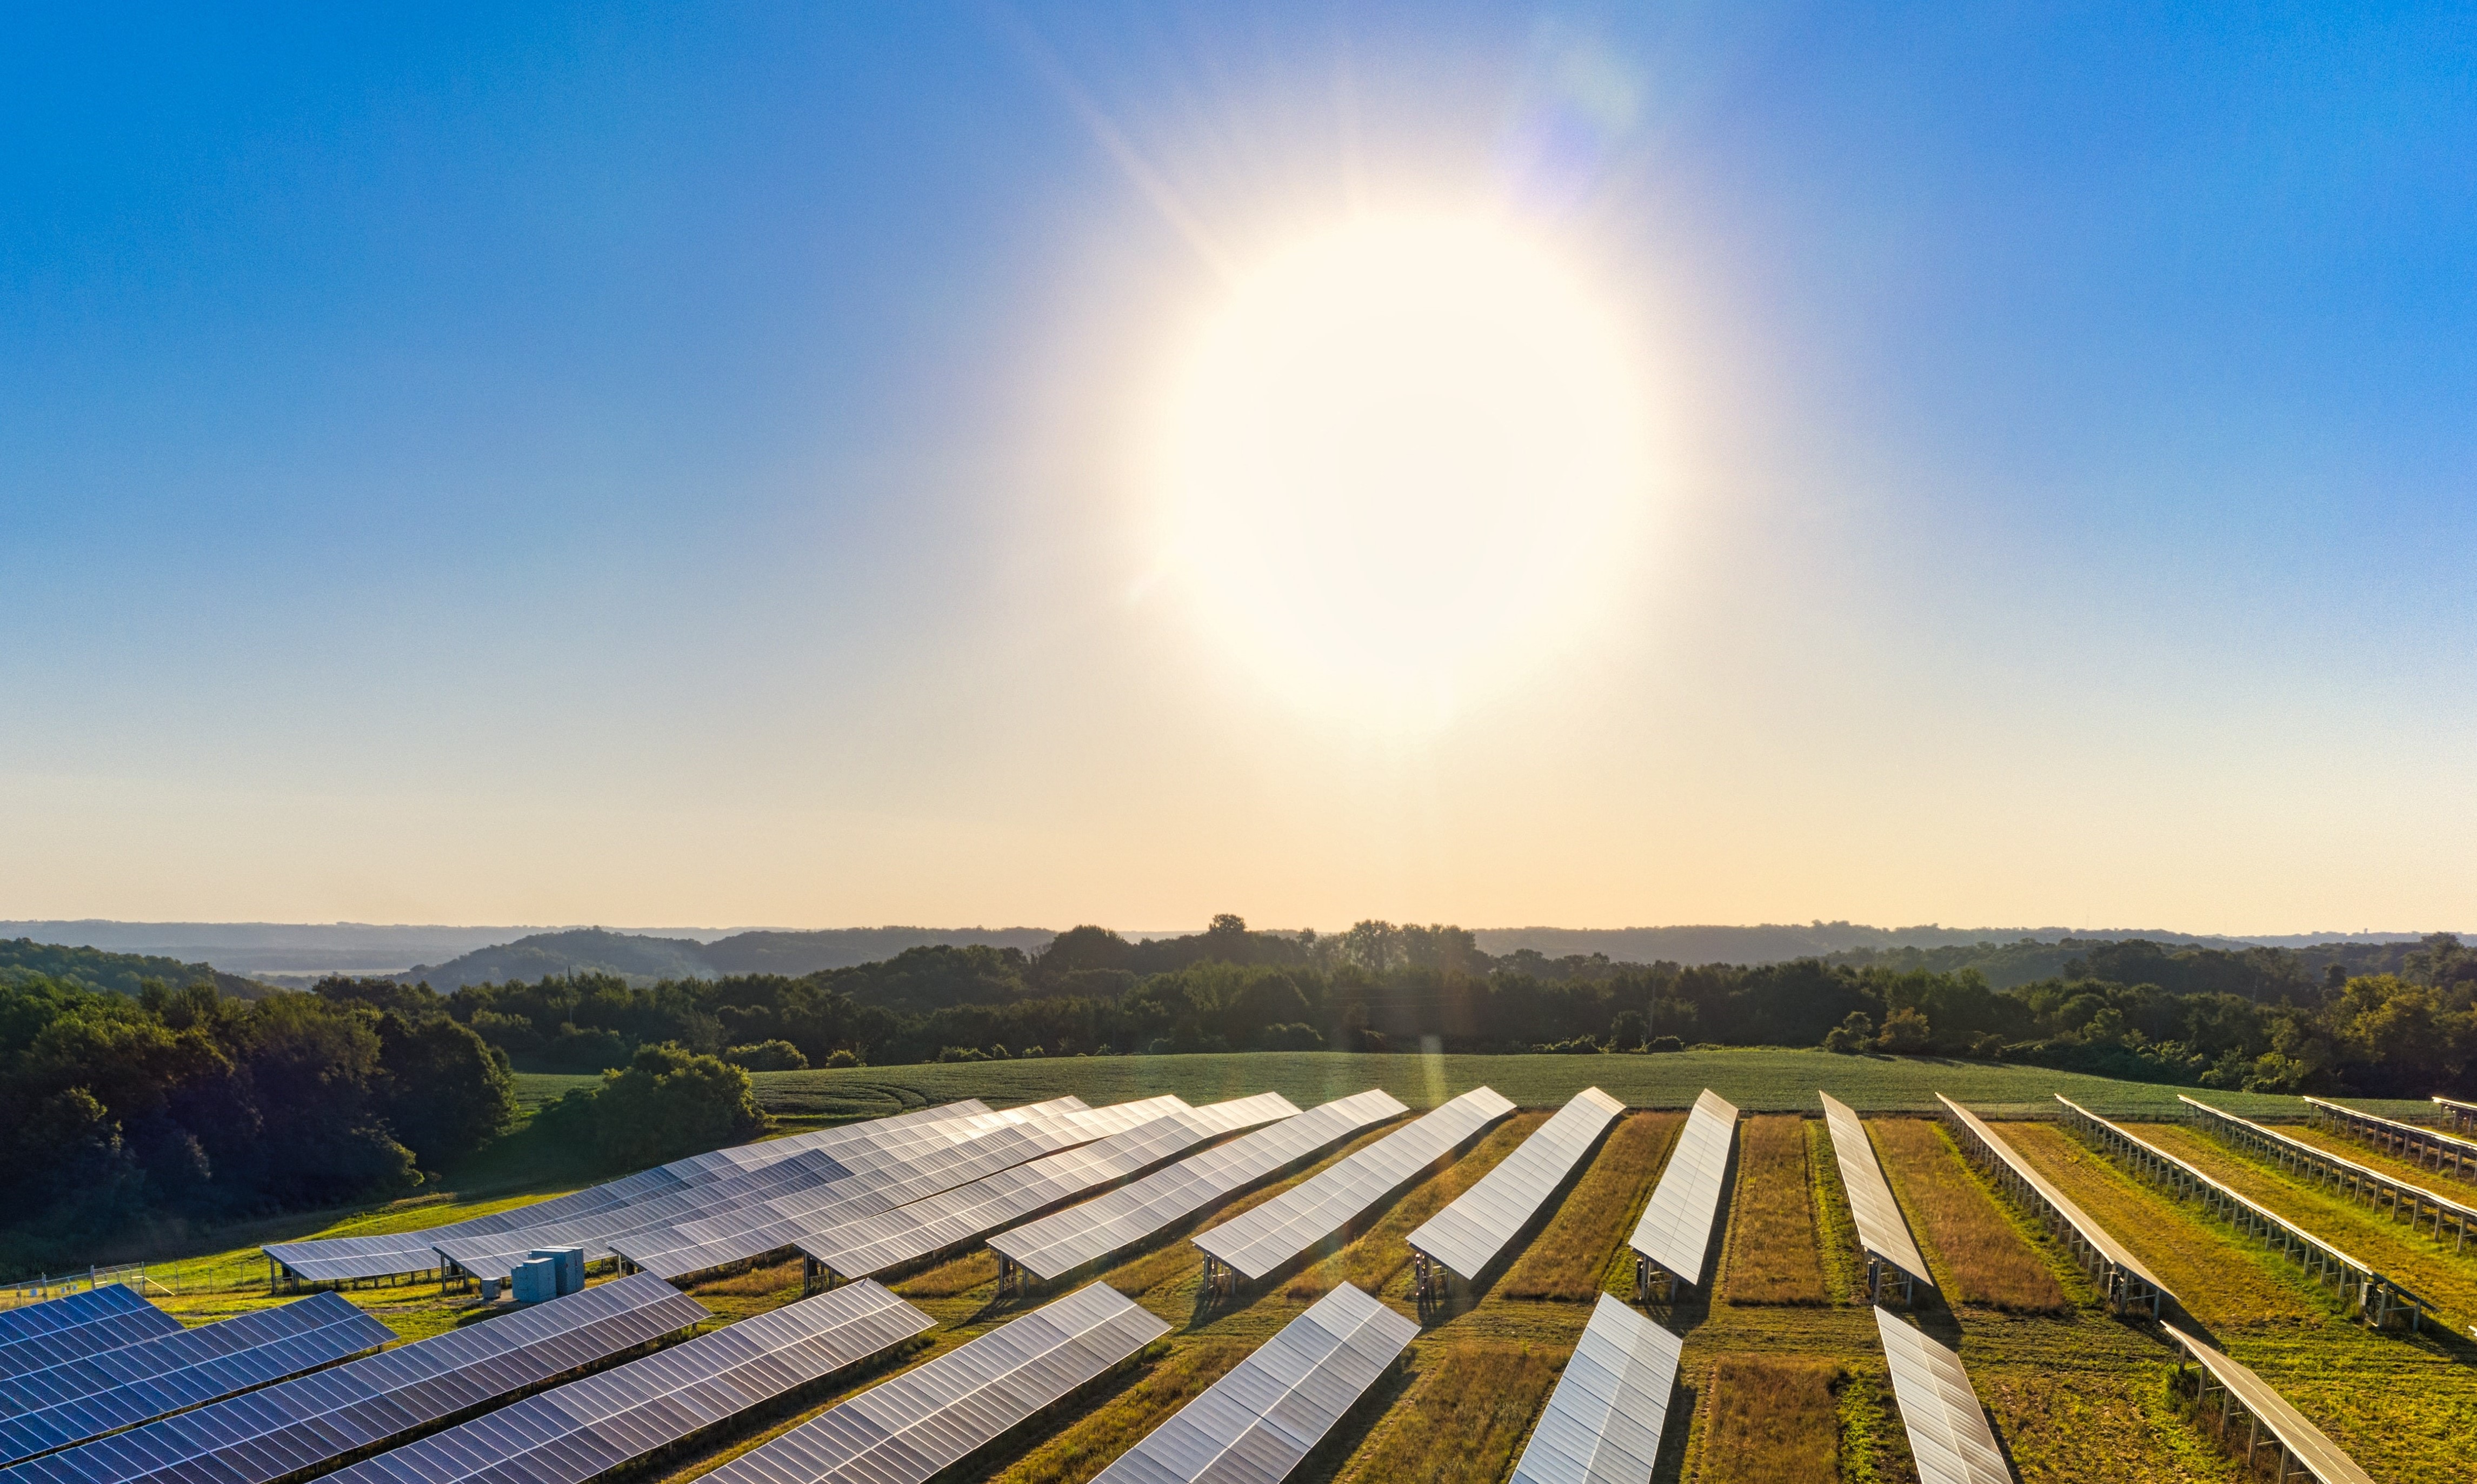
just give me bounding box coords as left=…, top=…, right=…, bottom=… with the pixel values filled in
left=323, top=1282, right=933, bottom=1484
left=0, top=1292, right=394, bottom=1464
left=0, top=1290, right=184, bottom=1381
left=6, top=1273, right=708, bottom=1484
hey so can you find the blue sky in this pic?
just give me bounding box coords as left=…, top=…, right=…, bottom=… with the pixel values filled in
left=3, top=3, right=2471, bottom=931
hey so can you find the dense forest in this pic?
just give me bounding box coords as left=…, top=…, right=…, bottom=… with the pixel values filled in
left=1, top=916, right=2468, bottom=1261
left=420, top=916, right=2476, bottom=1099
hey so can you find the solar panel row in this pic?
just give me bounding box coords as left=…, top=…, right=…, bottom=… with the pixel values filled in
left=1934, top=1094, right=2170, bottom=1319
left=439, top=1096, right=1134, bottom=1281
left=1507, top=1293, right=1683, bottom=1484
left=2159, top=1322, right=2375, bottom=1484
left=1818, top=1092, right=1932, bottom=1302
left=1194, top=1087, right=1515, bottom=1285
left=0, top=1289, right=185, bottom=1381
left=0, top=1293, right=394, bottom=1465
left=1626, top=1088, right=1739, bottom=1300
left=1872, top=1308, right=2009, bottom=1484
left=793, top=1095, right=1300, bottom=1283
left=265, top=1099, right=1005, bottom=1283
left=989, top=1091, right=1409, bottom=1287
left=1410, top=1086, right=1624, bottom=1287
left=701, top=1282, right=1170, bottom=1484
left=7, top=1272, right=709, bottom=1484
left=609, top=1096, right=1202, bottom=1282
left=2057, top=1096, right=2423, bottom=1330
left=1089, top=1283, right=1415, bottom=1484
left=324, top=1282, right=934, bottom=1484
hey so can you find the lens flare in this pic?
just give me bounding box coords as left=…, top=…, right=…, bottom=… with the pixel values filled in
left=1154, top=212, right=1650, bottom=727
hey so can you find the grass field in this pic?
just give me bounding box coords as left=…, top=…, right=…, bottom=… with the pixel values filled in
left=2126, top=1121, right=2477, bottom=1335
left=748, top=1049, right=2440, bottom=1120
left=1699, top=1355, right=1847, bottom=1483
left=1499, top=1112, right=1679, bottom=1301
left=1326, top=1341, right=1559, bottom=1484
left=1870, top=1118, right=2068, bottom=1314
left=1723, top=1114, right=1829, bottom=1306
left=2281, top=1120, right=2477, bottom=1192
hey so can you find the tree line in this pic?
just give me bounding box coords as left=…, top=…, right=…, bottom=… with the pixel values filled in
left=3, top=919, right=2467, bottom=1262
left=412, top=918, right=2476, bottom=1101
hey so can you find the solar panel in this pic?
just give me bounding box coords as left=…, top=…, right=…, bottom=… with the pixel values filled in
left=1873, top=1307, right=2008, bottom=1484
left=2057, top=1096, right=2425, bottom=1329
left=8, top=1272, right=709, bottom=1484
left=1626, top=1088, right=1739, bottom=1299
left=793, top=1095, right=1300, bottom=1283
left=1406, top=1087, right=1623, bottom=1288
left=607, top=1097, right=1204, bottom=1282
left=1194, top=1087, right=1515, bottom=1285
left=321, top=1282, right=934, bottom=1484
left=2159, top=1322, right=2375, bottom=1484
left=1507, top=1293, right=1683, bottom=1484
left=1089, top=1283, right=1416, bottom=1484
left=990, top=1091, right=1409, bottom=1287
left=0, top=1289, right=184, bottom=1381
left=265, top=1099, right=1002, bottom=1283
left=698, top=1282, right=1170, bottom=1484
left=0, top=1292, right=394, bottom=1464
left=1819, top=1092, right=1932, bottom=1302
left=436, top=1097, right=1126, bottom=1281
left=1935, top=1094, right=2170, bottom=1319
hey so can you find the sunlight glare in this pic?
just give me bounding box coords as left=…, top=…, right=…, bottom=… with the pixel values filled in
left=1156, top=212, right=1649, bottom=727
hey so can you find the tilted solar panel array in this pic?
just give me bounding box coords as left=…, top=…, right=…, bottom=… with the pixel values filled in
left=1819, top=1093, right=1932, bottom=1289
left=1194, top=1087, right=1515, bottom=1281
left=1626, top=1089, right=1740, bottom=1286
left=794, top=1095, right=1300, bottom=1282
left=1089, top=1283, right=1415, bottom=1484
left=0, top=1289, right=184, bottom=1381
left=1507, top=1293, right=1683, bottom=1484
left=440, top=1097, right=1125, bottom=1280
left=610, top=1096, right=1199, bottom=1281
left=7, top=1272, right=709, bottom=1484
left=1411, top=1087, right=1624, bottom=1282
left=990, top=1091, right=1408, bottom=1282
left=700, top=1282, right=1170, bottom=1484
left=1872, top=1308, right=2010, bottom=1484
left=0, top=1292, right=394, bottom=1465
left=323, top=1282, right=934, bottom=1484
left=2159, top=1322, right=2374, bottom=1484
left=266, top=1099, right=1001, bottom=1282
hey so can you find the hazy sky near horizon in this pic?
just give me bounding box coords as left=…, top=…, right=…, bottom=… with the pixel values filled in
left=4, top=4, right=2472, bottom=935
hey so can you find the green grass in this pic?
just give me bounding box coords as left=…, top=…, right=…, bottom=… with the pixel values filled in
left=750, top=1048, right=2438, bottom=1120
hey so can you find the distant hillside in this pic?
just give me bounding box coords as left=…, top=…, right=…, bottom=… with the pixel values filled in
left=401, top=924, right=1060, bottom=989
left=0, top=939, right=267, bottom=999
left=0, top=921, right=569, bottom=977
left=701, top=927, right=1057, bottom=975
left=1467, top=922, right=2331, bottom=964
left=400, top=928, right=717, bottom=989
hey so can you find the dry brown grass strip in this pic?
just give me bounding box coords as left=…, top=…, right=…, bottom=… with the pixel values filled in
left=1700, top=1355, right=1843, bottom=1484
left=893, top=1249, right=996, bottom=1299
left=1870, top=1119, right=2067, bottom=1314
left=1331, top=1341, right=1557, bottom=1484
left=1723, top=1114, right=1828, bottom=1307
left=986, top=1340, right=1252, bottom=1484
left=1284, top=1112, right=1547, bottom=1300
left=1499, top=1112, right=1681, bottom=1302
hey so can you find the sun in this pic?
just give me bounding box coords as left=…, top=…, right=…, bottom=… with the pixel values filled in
left=1154, top=211, right=1650, bottom=727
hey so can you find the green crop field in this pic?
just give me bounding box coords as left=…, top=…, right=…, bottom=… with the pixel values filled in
left=747, top=1048, right=2437, bottom=1121
left=60, top=1052, right=2469, bottom=1484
